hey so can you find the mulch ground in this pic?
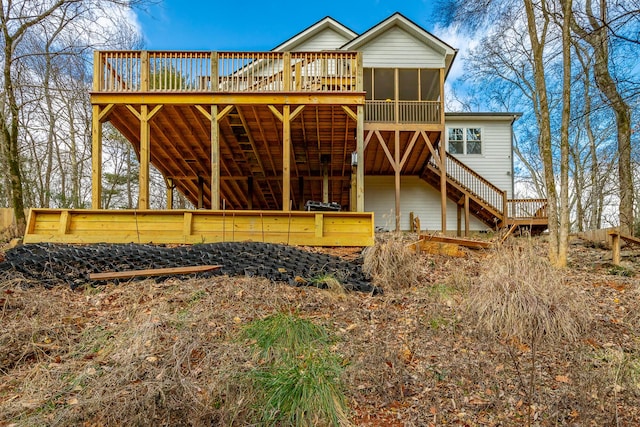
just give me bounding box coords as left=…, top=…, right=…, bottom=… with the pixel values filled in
left=0, top=235, right=638, bottom=426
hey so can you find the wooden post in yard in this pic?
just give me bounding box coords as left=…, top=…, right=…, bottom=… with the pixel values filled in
left=139, top=104, right=150, bottom=210
left=91, top=105, right=103, bottom=209
left=211, top=104, right=220, bottom=209
left=610, top=230, right=621, bottom=266
left=439, top=67, right=447, bottom=233
left=282, top=105, right=291, bottom=211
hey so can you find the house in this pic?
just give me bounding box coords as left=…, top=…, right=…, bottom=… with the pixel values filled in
left=23, top=13, right=547, bottom=246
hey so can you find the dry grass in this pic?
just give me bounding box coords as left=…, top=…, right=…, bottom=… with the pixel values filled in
left=467, top=241, right=590, bottom=344
left=362, top=233, right=421, bottom=290
left=1, top=238, right=639, bottom=425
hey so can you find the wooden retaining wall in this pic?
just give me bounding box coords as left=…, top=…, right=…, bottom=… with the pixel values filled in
left=24, top=209, right=375, bottom=247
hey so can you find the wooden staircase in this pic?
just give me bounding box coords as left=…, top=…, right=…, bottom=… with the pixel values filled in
left=420, top=151, right=548, bottom=234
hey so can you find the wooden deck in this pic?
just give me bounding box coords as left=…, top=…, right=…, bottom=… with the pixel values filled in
left=85, top=49, right=546, bottom=245
left=24, top=209, right=375, bottom=246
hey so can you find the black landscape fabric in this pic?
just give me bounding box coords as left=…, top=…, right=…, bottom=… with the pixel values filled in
left=0, top=242, right=379, bottom=294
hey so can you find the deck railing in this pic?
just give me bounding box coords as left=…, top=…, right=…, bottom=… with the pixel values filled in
left=365, top=100, right=440, bottom=124
left=94, top=51, right=361, bottom=93
left=429, top=151, right=506, bottom=214
left=507, top=199, right=548, bottom=219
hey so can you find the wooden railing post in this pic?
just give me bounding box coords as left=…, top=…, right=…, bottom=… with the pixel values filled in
left=502, top=190, right=508, bottom=221
left=211, top=51, right=218, bottom=92
left=356, top=52, right=363, bottom=92
left=93, top=51, right=101, bottom=92
left=140, top=51, right=149, bottom=92
left=283, top=52, right=291, bottom=91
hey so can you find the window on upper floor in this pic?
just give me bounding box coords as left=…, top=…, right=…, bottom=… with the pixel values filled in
left=447, top=127, right=482, bottom=155
left=363, top=68, right=441, bottom=101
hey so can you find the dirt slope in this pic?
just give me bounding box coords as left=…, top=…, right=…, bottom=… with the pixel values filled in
left=0, top=237, right=638, bottom=426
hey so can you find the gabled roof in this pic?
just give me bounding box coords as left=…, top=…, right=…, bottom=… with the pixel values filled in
left=341, top=12, right=457, bottom=74
left=271, top=16, right=358, bottom=52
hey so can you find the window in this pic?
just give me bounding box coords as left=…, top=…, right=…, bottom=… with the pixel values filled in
left=447, top=127, right=482, bottom=155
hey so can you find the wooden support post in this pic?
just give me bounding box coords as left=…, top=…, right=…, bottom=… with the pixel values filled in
left=322, top=163, right=329, bottom=203
left=410, top=212, right=415, bottom=232
left=464, top=194, right=470, bottom=237
left=394, top=130, right=401, bottom=232
left=350, top=167, right=357, bottom=212
left=502, top=190, right=508, bottom=227
left=197, top=176, right=204, bottom=209
left=298, top=177, right=304, bottom=210
left=247, top=176, right=254, bottom=210
left=610, top=231, right=621, bottom=266
left=439, top=68, right=447, bottom=233
left=139, top=104, right=150, bottom=210
left=283, top=105, right=291, bottom=211
left=91, top=105, right=102, bottom=209
left=456, top=205, right=462, bottom=237
left=166, top=178, right=174, bottom=210
left=439, top=137, right=447, bottom=233
left=356, top=105, right=364, bottom=212
left=211, top=105, right=220, bottom=209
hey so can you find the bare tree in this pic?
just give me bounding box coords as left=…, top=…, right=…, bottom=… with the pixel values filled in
left=0, top=0, right=150, bottom=233
left=572, top=0, right=638, bottom=235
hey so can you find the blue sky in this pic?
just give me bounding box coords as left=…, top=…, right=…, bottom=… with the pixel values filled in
left=134, top=1, right=437, bottom=50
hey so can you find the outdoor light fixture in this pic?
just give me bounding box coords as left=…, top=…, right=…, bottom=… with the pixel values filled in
left=351, top=152, right=358, bottom=167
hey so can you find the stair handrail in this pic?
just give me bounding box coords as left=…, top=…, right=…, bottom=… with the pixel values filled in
left=428, top=152, right=506, bottom=214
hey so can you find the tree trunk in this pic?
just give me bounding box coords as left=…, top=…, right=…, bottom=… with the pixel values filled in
left=523, top=0, right=562, bottom=265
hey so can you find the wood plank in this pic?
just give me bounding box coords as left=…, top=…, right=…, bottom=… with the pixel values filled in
left=89, top=265, right=221, bottom=280
left=418, top=234, right=493, bottom=249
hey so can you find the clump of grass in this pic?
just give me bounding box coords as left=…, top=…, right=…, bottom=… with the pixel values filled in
left=468, top=242, right=589, bottom=344
left=607, top=264, right=635, bottom=277
left=242, top=312, right=349, bottom=426
left=250, top=351, right=348, bottom=426
left=242, top=312, right=330, bottom=359
left=362, top=233, right=420, bottom=289
left=467, top=241, right=590, bottom=426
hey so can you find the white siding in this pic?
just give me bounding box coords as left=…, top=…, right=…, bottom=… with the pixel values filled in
left=444, top=118, right=514, bottom=196
left=365, top=176, right=487, bottom=232
left=359, top=27, right=445, bottom=68
left=291, top=28, right=352, bottom=52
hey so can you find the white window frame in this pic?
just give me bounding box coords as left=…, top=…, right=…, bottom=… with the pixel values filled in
left=446, top=127, right=483, bottom=155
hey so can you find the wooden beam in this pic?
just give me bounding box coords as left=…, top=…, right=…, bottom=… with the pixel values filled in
left=24, top=208, right=376, bottom=247
left=374, top=130, right=397, bottom=170
left=195, top=104, right=211, bottom=120
left=357, top=105, right=365, bottom=212
left=283, top=105, right=291, bottom=211
left=139, top=105, right=151, bottom=210
left=439, top=136, right=447, bottom=233
left=290, top=105, right=305, bottom=122
left=394, top=130, right=401, bottom=231
left=341, top=105, right=357, bottom=122
left=91, top=92, right=366, bottom=106
left=217, top=104, right=234, bottom=121
left=89, top=265, right=222, bottom=281
left=91, top=105, right=102, bottom=209
left=268, top=105, right=283, bottom=122
left=211, top=104, right=220, bottom=209
left=97, top=103, right=115, bottom=122
left=399, top=131, right=421, bottom=170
